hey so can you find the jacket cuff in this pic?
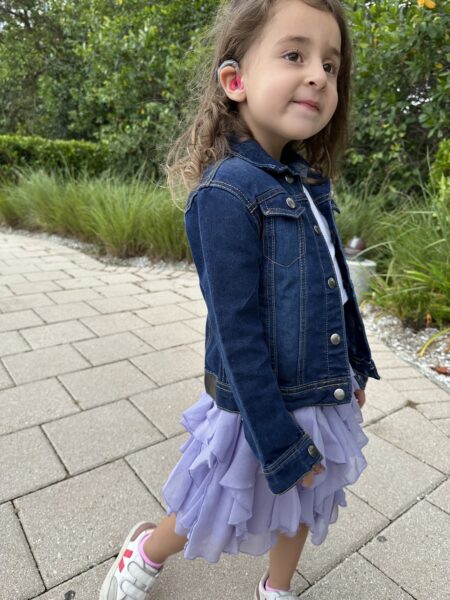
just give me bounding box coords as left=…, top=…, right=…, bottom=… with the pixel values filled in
left=352, top=367, right=368, bottom=390
left=262, top=432, right=323, bottom=495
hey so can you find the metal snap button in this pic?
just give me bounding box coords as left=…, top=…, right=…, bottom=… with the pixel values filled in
left=327, top=277, right=336, bottom=288
left=285, top=174, right=294, bottom=184
left=330, top=333, right=341, bottom=345
left=314, top=224, right=321, bottom=234
left=307, top=444, right=318, bottom=457
left=334, top=388, right=345, bottom=401
left=286, top=197, right=296, bottom=208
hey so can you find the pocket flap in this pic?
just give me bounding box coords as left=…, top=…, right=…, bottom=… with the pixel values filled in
left=260, top=194, right=306, bottom=218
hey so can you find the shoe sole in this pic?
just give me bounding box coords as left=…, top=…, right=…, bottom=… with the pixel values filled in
left=99, top=521, right=157, bottom=600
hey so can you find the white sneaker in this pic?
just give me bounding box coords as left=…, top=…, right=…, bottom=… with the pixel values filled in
left=99, top=521, right=163, bottom=600
left=254, top=570, right=298, bottom=599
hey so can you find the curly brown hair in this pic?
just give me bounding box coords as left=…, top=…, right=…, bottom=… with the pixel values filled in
left=165, top=0, right=353, bottom=198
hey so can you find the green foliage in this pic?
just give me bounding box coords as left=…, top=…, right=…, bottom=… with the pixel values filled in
left=0, top=135, right=109, bottom=182
left=0, top=0, right=217, bottom=178
left=336, top=174, right=450, bottom=327
left=430, top=138, right=450, bottom=183
left=0, top=1, right=448, bottom=188
left=344, top=0, right=449, bottom=190
left=0, top=169, right=190, bottom=261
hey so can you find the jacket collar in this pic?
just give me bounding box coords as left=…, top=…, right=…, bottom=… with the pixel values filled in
left=228, top=136, right=312, bottom=179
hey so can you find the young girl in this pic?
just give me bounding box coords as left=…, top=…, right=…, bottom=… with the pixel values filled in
left=100, top=0, right=380, bottom=598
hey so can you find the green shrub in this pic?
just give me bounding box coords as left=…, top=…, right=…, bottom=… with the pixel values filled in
left=0, top=135, right=109, bottom=183
left=0, top=169, right=191, bottom=262
left=430, top=138, right=450, bottom=184
left=366, top=176, right=450, bottom=328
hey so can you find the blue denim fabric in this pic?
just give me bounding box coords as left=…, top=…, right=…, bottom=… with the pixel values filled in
left=184, top=137, right=380, bottom=495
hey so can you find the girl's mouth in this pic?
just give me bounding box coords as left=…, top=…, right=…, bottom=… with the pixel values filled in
left=293, top=100, right=320, bottom=111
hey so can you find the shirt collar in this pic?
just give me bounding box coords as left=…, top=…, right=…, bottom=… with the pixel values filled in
left=227, top=136, right=312, bottom=179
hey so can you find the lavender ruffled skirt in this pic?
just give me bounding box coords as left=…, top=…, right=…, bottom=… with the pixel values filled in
left=162, top=373, right=368, bottom=563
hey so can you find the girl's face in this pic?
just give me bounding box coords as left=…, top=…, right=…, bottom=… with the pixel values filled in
left=234, top=0, right=341, bottom=161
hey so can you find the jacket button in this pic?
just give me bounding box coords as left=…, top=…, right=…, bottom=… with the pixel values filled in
left=334, top=388, right=345, bottom=401
left=285, top=174, right=294, bottom=184
left=307, top=444, right=318, bottom=457
left=286, top=197, right=296, bottom=208
left=327, top=277, right=336, bottom=288
left=330, top=333, right=341, bottom=345
left=314, top=224, right=321, bottom=234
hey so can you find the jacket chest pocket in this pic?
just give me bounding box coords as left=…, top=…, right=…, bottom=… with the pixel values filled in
left=260, top=195, right=306, bottom=267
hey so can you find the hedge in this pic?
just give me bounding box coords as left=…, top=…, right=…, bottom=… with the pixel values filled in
left=0, top=135, right=109, bottom=182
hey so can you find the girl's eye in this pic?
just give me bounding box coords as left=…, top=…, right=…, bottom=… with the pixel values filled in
left=324, top=62, right=338, bottom=75
left=284, top=50, right=303, bottom=63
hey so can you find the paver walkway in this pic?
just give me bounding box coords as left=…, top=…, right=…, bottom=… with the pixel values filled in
left=0, top=231, right=449, bottom=600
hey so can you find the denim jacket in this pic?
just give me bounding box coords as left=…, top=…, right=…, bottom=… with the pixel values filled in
left=184, top=137, right=380, bottom=495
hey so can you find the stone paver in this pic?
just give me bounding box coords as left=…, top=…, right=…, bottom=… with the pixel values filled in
left=0, top=330, right=30, bottom=356
left=433, top=417, right=450, bottom=436
left=59, top=360, right=156, bottom=409
left=34, top=300, right=99, bottom=323
left=0, top=292, right=54, bottom=312
left=298, top=491, right=389, bottom=583
left=134, top=321, right=203, bottom=350
left=416, top=401, right=450, bottom=420
left=135, top=289, right=188, bottom=307
left=34, top=560, right=113, bottom=600
left=46, top=287, right=102, bottom=304
left=131, top=377, right=204, bottom=437
left=87, top=295, right=147, bottom=314
left=0, top=503, right=44, bottom=600
left=364, top=378, right=407, bottom=415
left=127, top=433, right=190, bottom=505
left=20, top=319, right=96, bottom=349
left=26, top=269, right=71, bottom=282
left=135, top=303, right=197, bottom=325
left=0, top=361, right=13, bottom=389
left=367, top=407, right=450, bottom=474
left=348, top=431, right=445, bottom=519
left=425, top=478, right=450, bottom=514
left=92, top=282, right=146, bottom=298
left=74, top=331, right=153, bottom=365
left=0, top=231, right=448, bottom=600
left=403, top=386, right=450, bottom=404
left=0, top=427, right=66, bottom=502
left=80, top=311, right=149, bottom=336
left=43, top=400, right=164, bottom=474
left=131, top=346, right=204, bottom=385
left=0, top=378, right=78, bottom=435
left=15, top=461, right=165, bottom=588
left=184, top=315, right=206, bottom=333
left=3, top=344, right=90, bottom=384
left=299, top=552, right=415, bottom=600
left=0, top=309, right=43, bottom=332
left=360, top=500, right=450, bottom=600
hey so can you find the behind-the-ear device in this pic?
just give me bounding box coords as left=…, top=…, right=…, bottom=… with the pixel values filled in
left=217, top=59, right=243, bottom=90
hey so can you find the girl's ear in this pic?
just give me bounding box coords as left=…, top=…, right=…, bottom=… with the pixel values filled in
left=219, top=65, right=246, bottom=102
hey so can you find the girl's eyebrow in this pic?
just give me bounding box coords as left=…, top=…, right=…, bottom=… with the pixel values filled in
left=275, top=35, right=341, bottom=60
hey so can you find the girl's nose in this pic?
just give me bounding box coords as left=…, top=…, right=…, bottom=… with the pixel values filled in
left=306, top=62, right=327, bottom=89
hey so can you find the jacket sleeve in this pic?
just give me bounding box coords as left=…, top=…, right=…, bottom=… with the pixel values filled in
left=185, top=185, right=323, bottom=495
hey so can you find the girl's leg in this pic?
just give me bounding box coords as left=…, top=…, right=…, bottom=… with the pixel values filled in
left=143, top=513, right=188, bottom=563
left=267, top=523, right=309, bottom=591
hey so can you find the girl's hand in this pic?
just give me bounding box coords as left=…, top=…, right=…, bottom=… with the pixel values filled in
left=300, top=462, right=326, bottom=487
left=354, top=388, right=366, bottom=409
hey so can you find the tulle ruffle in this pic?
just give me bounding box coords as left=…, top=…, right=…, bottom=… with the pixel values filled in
left=162, top=377, right=368, bottom=563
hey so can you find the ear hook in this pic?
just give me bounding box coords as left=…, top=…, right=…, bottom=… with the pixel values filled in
left=216, top=59, right=239, bottom=83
